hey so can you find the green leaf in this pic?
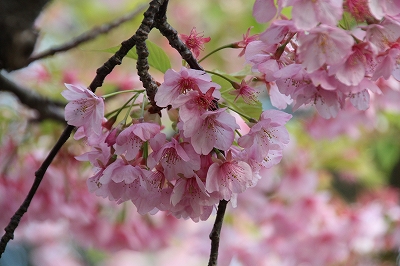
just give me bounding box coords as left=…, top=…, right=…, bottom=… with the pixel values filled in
left=103, top=40, right=171, bottom=73
left=211, top=74, right=262, bottom=120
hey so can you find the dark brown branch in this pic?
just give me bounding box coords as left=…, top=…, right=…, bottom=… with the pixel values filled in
left=155, top=19, right=203, bottom=71
left=0, top=74, right=65, bottom=122
left=134, top=0, right=166, bottom=115
left=0, top=0, right=166, bottom=257
left=208, top=200, right=228, bottom=266
left=28, top=4, right=147, bottom=64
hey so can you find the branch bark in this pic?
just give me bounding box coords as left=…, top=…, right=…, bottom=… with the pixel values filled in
left=0, top=74, right=65, bottom=122
left=208, top=200, right=228, bottom=266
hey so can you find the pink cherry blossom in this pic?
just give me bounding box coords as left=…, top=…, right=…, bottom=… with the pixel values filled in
left=99, top=159, right=142, bottom=185
left=178, top=27, right=211, bottom=58
left=297, top=25, right=354, bottom=73
left=206, top=150, right=253, bottom=201
left=233, top=27, right=259, bottom=57
left=372, top=47, right=400, bottom=81
left=148, top=137, right=201, bottom=180
left=61, top=83, right=104, bottom=141
left=131, top=168, right=173, bottom=214
left=365, top=19, right=400, bottom=55
left=182, top=108, right=239, bottom=155
left=267, top=82, right=293, bottom=109
left=238, top=109, right=291, bottom=161
left=252, top=0, right=277, bottom=24
left=345, top=0, right=373, bottom=22
left=173, top=87, right=218, bottom=125
left=230, top=80, right=259, bottom=104
left=292, top=0, right=343, bottom=30
left=329, top=44, right=369, bottom=86
left=349, top=89, right=370, bottom=110
left=155, top=67, right=220, bottom=107
left=115, top=122, right=161, bottom=161
left=259, top=20, right=296, bottom=46
left=170, top=175, right=219, bottom=222
left=368, top=0, right=400, bottom=20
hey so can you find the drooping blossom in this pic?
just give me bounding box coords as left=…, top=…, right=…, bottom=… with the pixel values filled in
left=230, top=79, right=260, bottom=104
left=259, top=20, right=296, bottom=46
left=179, top=27, right=211, bottom=58
left=61, top=83, right=104, bottom=141
left=297, top=25, right=354, bottom=73
left=252, top=0, right=277, bottom=24
left=238, top=109, right=292, bottom=161
left=181, top=108, right=239, bottom=155
left=292, top=0, right=343, bottom=30
left=114, top=122, right=161, bottom=161
left=345, top=0, right=373, bottom=22
left=233, top=27, right=259, bottom=57
left=170, top=175, right=219, bottom=222
left=148, top=135, right=201, bottom=180
left=365, top=20, right=400, bottom=55
left=206, top=150, right=253, bottom=201
left=368, top=0, right=400, bottom=20
left=155, top=67, right=220, bottom=107
left=174, top=87, right=218, bottom=126
left=328, top=44, right=369, bottom=86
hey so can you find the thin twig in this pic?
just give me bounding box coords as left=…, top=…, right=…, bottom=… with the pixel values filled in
left=0, top=74, right=65, bottom=122
left=208, top=200, right=228, bottom=266
left=27, top=4, right=147, bottom=64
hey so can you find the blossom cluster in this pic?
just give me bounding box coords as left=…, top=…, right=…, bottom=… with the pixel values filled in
left=247, top=0, right=400, bottom=119
left=62, top=68, right=291, bottom=222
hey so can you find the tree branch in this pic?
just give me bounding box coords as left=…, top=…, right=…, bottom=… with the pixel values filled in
left=155, top=19, right=203, bottom=71
left=0, top=0, right=166, bottom=257
left=28, top=4, right=147, bottom=64
left=208, top=200, right=228, bottom=266
left=0, top=74, right=65, bottom=122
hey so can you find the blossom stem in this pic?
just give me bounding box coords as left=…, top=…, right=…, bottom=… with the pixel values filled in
left=122, top=93, right=141, bottom=125
left=205, top=70, right=237, bottom=86
left=140, top=92, right=147, bottom=120
left=198, top=43, right=236, bottom=63
left=218, top=102, right=255, bottom=122
left=104, top=94, right=138, bottom=118
left=102, top=89, right=145, bottom=98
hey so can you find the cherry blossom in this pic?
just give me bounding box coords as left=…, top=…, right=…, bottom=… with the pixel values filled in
left=206, top=150, right=253, bottom=201
left=252, top=0, right=277, bottom=24
left=233, top=27, right=259, bottom=57
left=292, top=0, right=343, bottom=30
left=181, top=108, right=239, bottom=155
left=297, top=25, right=354, bottom=73
left=114, top=122, right=161, bottom=161
left=238, top=109, right=292, bottom=161
left=178, top=27, right=211, bottom=58
left=61, top=83, right=104, bottom=141
left=170, top=175, right=219, bottom=221
left=230, top=79, right=259, bottom=104
left=155, top=67, right=220, bottom=107
left=148, top=136, right=201, bottom=180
